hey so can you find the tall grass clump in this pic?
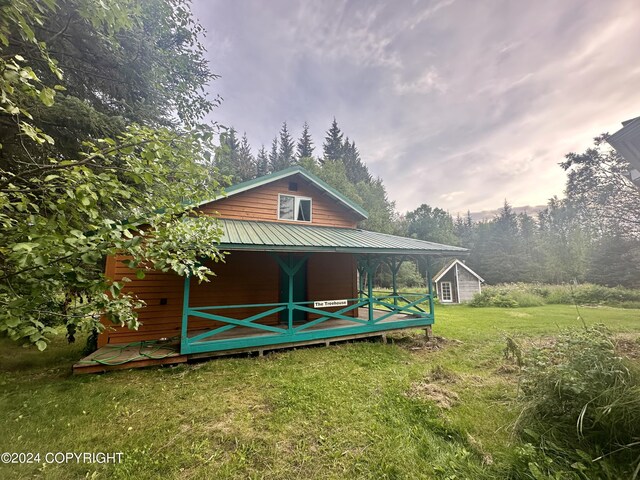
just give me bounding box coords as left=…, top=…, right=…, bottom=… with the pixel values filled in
left=469, top=283, right=640, bottom=308
left=510, top=325, right=640, bottom=479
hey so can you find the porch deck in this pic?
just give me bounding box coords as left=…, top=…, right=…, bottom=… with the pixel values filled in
left=73, top=309, right=430, bottom=374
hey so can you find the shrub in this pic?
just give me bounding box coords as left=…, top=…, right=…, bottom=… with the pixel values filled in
left=572, top=284, right=640, bottom=306
left=506, top=291, right=546, bottom=308
left=469, top=283, right=640, bottom=308
left=544, top=285, right=574, bottom=304
left=468, top=285, right=543, bottom=308
left=468, top=289, right=519, bottom=307
left=513, top=325, right=640, bottom=478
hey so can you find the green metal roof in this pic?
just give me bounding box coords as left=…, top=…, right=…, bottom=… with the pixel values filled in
left=217, top=219, right=467, bottom=256
left=197, top=166, right=369, bottom=220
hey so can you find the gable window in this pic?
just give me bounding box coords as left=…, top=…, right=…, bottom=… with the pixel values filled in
left=278, top=194, right=312, bottom=222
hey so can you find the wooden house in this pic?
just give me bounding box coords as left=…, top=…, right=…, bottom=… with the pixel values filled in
left=76, top=167, right=466, bottom=372
left=433, top=259, right=484, bottom=304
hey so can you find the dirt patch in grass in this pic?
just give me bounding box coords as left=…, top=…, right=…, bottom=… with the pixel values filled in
left=495, top=364, right=520, bottom=375
left=393, top=334, right=463, bottom=352
left=404, top=382, right=460, bottom=409
left=428, top=364, right=460, bottom=383
left=404, top=363, right=463, bottom=408
left=615, top=334, right=640, bottom=360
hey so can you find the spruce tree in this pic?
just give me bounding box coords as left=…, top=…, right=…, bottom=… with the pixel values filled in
left=587, top=236, right=640, bottom=288
left=226, top=127, right=241, bottom=152
left=454, top=211, right=474, bottom=248
left=236, top=133, right=256, bottom=181
left=256, top=146, right=270, bottom=177
left=276, top=122, right=295, bottom=170
left=491, top=200, right=522, bottom=282
left=268, top=137, right=279, bottom=172
left=342, top=138, right=371, bottom=184
left=297, top=121, right=315, bottom=161
left=322, top=118, right=344, bottom=164
left=343, top=135, right=352, bottom=167
left=214, top=127, right=240, bottom=179
left=538, top=198, right=589, bottom=283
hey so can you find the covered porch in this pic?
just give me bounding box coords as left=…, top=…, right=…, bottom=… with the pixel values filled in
left=75, top=219, right=466, bottom=373
left=181, top=252, right=436, bottom=355
left=178, top=218, right=467, bottom=356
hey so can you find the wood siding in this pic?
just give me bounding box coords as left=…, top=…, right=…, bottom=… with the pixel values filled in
left=307, top=253, right=358, bottom=319
left=198, top=174, right=359, bottom=228
left=456, top=267, right=481, bottom=302
left=99, top=251, right=357, bottom=346
left=99, top=254, right=185, bottom=347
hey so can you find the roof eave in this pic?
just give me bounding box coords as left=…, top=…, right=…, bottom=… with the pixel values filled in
left=219, top=243, right=468, bottom=256
left=433, top=258, right=484, bottom=283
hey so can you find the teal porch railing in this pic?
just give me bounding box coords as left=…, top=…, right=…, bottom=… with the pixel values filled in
left=180, top=292, right=434, bottom=355
left=180, top=253, right=436, bottom=355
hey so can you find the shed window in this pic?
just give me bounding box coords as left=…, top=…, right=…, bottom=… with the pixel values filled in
left=278, top=194, right=312, bottom=222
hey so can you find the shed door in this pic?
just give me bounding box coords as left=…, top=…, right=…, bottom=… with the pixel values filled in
left=440, top=281, right=453, bottom=302
left=279, top=259, right=308, bottom=323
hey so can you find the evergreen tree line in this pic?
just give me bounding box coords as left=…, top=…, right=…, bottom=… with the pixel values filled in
left=214, top=123, right=639, bottom=288
left=394, top=136, right=640, bottom=288
left=214, top=118, right=371, bottom=185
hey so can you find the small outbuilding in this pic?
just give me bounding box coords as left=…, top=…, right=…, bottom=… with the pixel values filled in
left=433, top=259, right=484, bottom=304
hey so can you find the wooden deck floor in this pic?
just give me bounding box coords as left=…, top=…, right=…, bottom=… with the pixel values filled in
left=73, top=309, right=428, bottom=374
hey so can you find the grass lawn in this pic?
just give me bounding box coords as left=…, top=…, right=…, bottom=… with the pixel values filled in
left=1, top=304, right=639, bottom=479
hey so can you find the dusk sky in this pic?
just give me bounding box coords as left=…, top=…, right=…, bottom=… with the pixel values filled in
left=192, top=0, right=640, bottom=215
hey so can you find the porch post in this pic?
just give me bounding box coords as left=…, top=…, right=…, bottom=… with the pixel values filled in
left=181, top=274, right=191, bottom=352
left=391, top=256, right=398, bottom=308
left=367, top=256, right=374, bottom=323
left=270, top=253, right=309, bottom=334
left=287, top=254, right=294, bottom=333
left=426, top=258, right=434, bottom=317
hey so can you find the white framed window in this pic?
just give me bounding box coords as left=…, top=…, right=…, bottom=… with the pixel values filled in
left=278, top=194, right=312, bottom=222
left=440, top=281, right=453, bottom=302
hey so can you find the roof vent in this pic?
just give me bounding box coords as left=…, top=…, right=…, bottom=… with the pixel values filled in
left=288, top=181, right=298, bottom=191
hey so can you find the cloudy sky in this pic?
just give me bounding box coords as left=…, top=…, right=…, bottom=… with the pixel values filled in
left=192, top=0, right=640, bottom=215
